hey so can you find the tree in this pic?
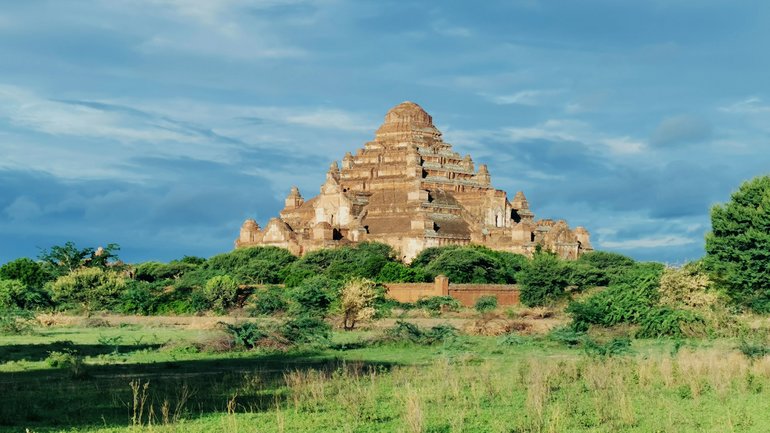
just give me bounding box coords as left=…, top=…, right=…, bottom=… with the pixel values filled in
left=517, top=251, right=569, bottom=306
left=203, top=275, right=239, bottom=313
left=39, top=242, right=121, bottom=275
left=0, top=279, right=49, bottom=310
left=0, top=258, right=53, bottom=289
left=705, top=175, right=770, bottom=310
left=339, top=278, right=379, bottom=330
left=50, top=267, right=126, bottom=311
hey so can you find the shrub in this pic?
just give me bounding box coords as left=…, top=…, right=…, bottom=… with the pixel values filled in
left=50, top=267, right=127, bottom=311
left=45, top=350, right=86, bottom=378
left=0, top=279, right=49, bottom=310
left=226, top=322, right=269, bottom=349
left=383, top=321, right=459, bottom=345
left=248, top=285, right=289, bottom=316
left=283, top=242, right=398, bottom=286
left=517, top=251, right=569, bottom=306
left=705, top=175, right=770, bottom=309
left=339, top=278, right=379, bottom=330
left=376, top=262, right=428, bottom=283
left=636, top=307, right=705, bottom=338
left=0, top=308, right=34, bottom=335
left=134, top=261, right=198, bottom=283
left=204, top=247, right=296, bottom=285
left=0, top=258, right=53, bottom=289
left=583, top=337, right=632, bottom=357
left=289, top=276, right=337, bottom=317
left=118, top=281, right=157, bottom=315
left=738, top=339, right=770, bottom=359
left=204, top=275, right=239, bottom=313
left=281, top=316, right=331, bottom=345
left=567, top=262, right=664, bottom=331
left=414, top=296, right=461, bottom=315
left=474, top=295, right=498, bottom=313
left=420, top=247, right=506, bottom=284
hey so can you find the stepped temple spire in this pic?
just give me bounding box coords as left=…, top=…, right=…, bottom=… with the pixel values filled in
left=236, top=101, right=592, bottom=261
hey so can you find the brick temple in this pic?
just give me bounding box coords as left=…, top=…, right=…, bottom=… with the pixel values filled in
left=236, top=101, right=592, bottom=262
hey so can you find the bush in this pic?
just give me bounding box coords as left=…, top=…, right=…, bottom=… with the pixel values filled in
left=474, top=295, right=498, bottom=313
left=118, top=281, right=158, bottom=315
left=0, top=279, right=49, bottom=310
left=418, top=246, right=518, bottom=284
left=45, top=350, right=86, bottom=378
left=226, top=322, right=269, bottom=349
left=289, top=276, right=337, bottom=317
left=204, top=247, right=296, bottom=285
left=134, top=261, right=198, bottom=283
left=283, top=242, right=398, bottom=286
left=636, top=307, right=705, bottom=338
left=50, top=267, right=127, bottom=311
left=414, top=296, right=461, bottom=315
left=204, top=275, right=239, bottom=313
left=517, top=251, right=569, bottom=306
left=339, top=278, right=380, bottom=330
left=705, top=175, right=770, bottom=309
left=583, top=337, right=632, bottom=357
left=248, top=286, right=289, bottom=316
left=0, top=308, right=34, bottom=335
left=382, top=321, right=459, bottom=345
left=376, top=262, right=427, bottom=283
left=0, top=258, right=53, bottom=289
left=281, top=316, right=331, bottom=345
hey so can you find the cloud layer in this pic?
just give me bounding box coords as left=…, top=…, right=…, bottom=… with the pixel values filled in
left=1, top=0, right=769, bottom=264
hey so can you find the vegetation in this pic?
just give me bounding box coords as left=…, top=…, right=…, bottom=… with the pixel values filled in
left=518, top=250, right=569, bottom=306
left=705, top=175, right=770, bottom=311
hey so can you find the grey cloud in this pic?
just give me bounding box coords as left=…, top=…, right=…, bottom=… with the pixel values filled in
left=650, top=114, right=712, bottom=147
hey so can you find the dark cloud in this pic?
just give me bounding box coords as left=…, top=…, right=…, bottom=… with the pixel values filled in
left=650, top=115, right=712, bottom=147
left=0, top=162, right=282, bottom=264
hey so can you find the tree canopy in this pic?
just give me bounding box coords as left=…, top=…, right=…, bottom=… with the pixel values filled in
left=705, top=175, right=770, bottom=310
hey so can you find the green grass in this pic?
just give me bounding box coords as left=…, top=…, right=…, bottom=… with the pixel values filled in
left=2, top=320, right=770, bottom=432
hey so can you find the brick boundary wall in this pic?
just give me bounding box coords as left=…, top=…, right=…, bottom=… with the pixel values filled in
left=384, top=276, right=520, bottom=307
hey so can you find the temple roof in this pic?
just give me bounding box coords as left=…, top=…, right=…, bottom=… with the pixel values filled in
left=374, top=101, right=441, bottom=140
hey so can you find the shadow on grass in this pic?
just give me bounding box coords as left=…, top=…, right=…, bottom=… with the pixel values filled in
left=0, top=341, right=164, bottom=363
left=0, top=350, right=398, bottom=431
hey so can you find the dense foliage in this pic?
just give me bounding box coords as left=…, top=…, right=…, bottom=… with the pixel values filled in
left=517, top=250, right=570, bottom=306
left=705, top=175, right=770, bottom=311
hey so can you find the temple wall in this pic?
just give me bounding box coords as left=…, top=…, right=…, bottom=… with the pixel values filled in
left=383, top=276, right=520, bottom=307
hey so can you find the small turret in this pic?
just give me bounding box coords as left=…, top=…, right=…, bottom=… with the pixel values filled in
left=574, top=226, right=593, bottom=251
left=328, top=161, right=340, bottom=180
left=342, top=152, right=354, bottom=170
left=462, top=154, right=474, bottom=172
left=284, top=186, right=304, bottom=210
left=475, top=164, right=491, bottom=186
left=238, top=219, right=261, bottom=245
left=511, top=191, right=529, bottom=210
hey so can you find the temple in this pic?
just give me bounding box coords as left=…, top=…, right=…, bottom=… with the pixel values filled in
left=236, top=101, right=592, bottom=262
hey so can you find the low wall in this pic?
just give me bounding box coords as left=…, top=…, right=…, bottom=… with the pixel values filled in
left=448, top=284, right=519, bottom=307
left=384, top=276, right=519, bottom=307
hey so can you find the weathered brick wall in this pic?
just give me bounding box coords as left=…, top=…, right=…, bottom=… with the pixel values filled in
left=384, top=283, right=437, bottom=303
left=448, top=284, right=520, bottom=307
left=383, top=276, right=519, bottom=307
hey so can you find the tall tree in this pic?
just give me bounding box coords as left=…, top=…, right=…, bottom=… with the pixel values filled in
left=705, top=175, right=770, bottom=310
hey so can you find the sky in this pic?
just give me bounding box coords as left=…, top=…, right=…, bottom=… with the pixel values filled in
left=0, top=0, right=769, bottom=265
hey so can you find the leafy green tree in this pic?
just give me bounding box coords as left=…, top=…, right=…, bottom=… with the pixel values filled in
left=39, top=242, right=121, bottom=275
left=289, top=276, right=338, bottom=317
left=421, top=247, right=505, bottom=283
left=50, top=267, right=126, bottom=311
left=204, top=275, right=239, bottom=313
left=705, top=175, right=770, bottom=310
left=376, top=262, right=427, bottom=283
left=517, top=251, right=569, bottom=306
left=0, top=258, right=53, bottom=289
left=0, top=279, right=49, bottom=310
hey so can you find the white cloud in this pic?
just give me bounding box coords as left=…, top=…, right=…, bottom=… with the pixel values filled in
left=719, top=97, right=770, bottom=114
left=503, top=119, right=647, bottom=155
left=484, top=89, right=562, bottom=106
left=600, top=235, right=697, bottom=249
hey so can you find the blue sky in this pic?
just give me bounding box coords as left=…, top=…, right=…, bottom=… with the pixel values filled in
left=1, top=0, right=769, bottom=265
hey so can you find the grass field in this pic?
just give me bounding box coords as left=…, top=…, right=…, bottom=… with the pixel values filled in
left=2, top=314, right=770, bottom=433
